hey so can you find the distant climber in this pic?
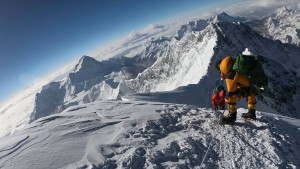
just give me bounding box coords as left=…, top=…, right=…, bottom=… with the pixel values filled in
left=211, top=81, right=226, bottom=110
left=215, top=53, right=268, bottom=124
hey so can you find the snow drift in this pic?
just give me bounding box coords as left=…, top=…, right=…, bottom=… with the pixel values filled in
left=0, top=100, right=299, bottom=168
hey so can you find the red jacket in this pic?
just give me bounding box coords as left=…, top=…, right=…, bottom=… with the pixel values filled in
left=212, top=90, right=225, bottom=110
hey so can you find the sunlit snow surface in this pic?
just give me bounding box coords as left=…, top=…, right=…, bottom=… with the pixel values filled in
left=0, top=62, right=76, bottom=138
left=0, top=100, right=299, bottom=169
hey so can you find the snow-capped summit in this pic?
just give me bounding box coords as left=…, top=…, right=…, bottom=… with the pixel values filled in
left=175, top=19, right=209, bottom=40
left=275, top=6, right=294, bottom=18
left=74, top=55, right=98, bottom=72
left=212, top=12, right=245, bottom=24
left=70, top=55, right=106, bottom=84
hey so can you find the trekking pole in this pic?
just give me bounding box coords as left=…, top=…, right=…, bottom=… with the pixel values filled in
left=200, top=136, right=214, bottom=168
left=221, top=109, right=225, bottom=114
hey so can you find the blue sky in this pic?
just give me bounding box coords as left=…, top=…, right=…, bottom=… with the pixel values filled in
left=1, top=0, right=232, bottom=103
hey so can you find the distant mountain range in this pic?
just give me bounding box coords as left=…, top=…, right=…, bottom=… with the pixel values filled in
left=247, top=6, right=300, bottom=46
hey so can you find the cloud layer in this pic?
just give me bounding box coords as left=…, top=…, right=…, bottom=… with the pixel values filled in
left=178, top=0, right=299, bottom=22
left=219, top=0, right=300, bottom=18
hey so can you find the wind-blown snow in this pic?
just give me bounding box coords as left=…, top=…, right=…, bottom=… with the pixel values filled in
left=0, top=61, right=76, bottom=138
left=0, top=100, right=299, bottom=169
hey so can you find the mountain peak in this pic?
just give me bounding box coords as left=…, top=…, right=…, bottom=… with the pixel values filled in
left=218, top=12, right=230, bottom=17
left=275, top=6, right=293, bottom=17
left=78, top=55, right=97, bottom=64
left=212, top=12, right=245, bottom=23
left=74, top=55, right=99, bottom=72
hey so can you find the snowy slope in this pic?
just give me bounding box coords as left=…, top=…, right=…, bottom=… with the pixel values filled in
left=0, top=61, right=76, bottom=138
left=125, top=24, right=216, bottom=92
left=0, top=100, right=299, bottom=169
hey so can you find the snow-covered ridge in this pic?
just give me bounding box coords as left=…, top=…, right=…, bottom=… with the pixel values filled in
left=125, top=13, right=300, bottom=118
left=30, top=54, right=157, bottom=122
left=0, top=101, right=299, bottom=168
left=175, top=19, right=209, bottom=40
left=125, top=23, right=217, bottom=93
left=247, top=5, right=300, bottom=46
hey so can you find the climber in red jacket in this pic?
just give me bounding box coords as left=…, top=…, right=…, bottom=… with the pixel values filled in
left=212, top=85, right=226, bottom=110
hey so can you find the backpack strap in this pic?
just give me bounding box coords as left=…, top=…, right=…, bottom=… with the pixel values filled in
left=226, top=69, right=236, bottom=80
